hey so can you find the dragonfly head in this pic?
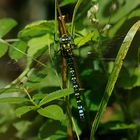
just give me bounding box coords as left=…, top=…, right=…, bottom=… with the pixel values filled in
left=60, top=34, right=73, bottom=44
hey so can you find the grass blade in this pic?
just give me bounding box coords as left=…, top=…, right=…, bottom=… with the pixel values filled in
left=71, top=0, right=83, bottom=36
left=90, top=20, right=140, bottom=140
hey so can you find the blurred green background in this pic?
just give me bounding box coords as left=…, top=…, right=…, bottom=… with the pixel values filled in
left=0, top=0, right=140, bottom=140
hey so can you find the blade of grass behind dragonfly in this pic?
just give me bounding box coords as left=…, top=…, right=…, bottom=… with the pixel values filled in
left=90, top=20, right=140, bottom=140
left=71, top=0, right=83, bottom=36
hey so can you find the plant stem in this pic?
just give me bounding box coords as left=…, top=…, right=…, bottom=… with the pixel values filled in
left=71, top=0, right=83, bottom=36
left=5, top=38, right=19, bottom=42
left=23, top=87, right=38, bottom=107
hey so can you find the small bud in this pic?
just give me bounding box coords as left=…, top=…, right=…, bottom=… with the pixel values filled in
left=102, top=24, right=111, bottom=31
left=91, top=4, right=99, bottom=14
left=87, top=3, right=99, bottom=25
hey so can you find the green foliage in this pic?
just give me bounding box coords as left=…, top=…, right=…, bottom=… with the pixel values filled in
left=27, top=34, right=53, bottom=57
left=0, top=18, right=17, bottom=58
left=16, top=106, right=35, bottom=117
left=0, top=42, right=8, bottom=58
left=0, top=0, right=140, bottom=140
left=75, top=32, right=94, bottom=47
left=0, top=18, right=17, bottom=38
left=97, top=0, right=140, bottom=23
left=9, top=40, right=27, bottom=60
left=39, top=120, right=67, bottom=140
left=109, top=123, right=138, bottom=130
left=39, top=88, right=73, bottom=106
left=90, top=20, right=140, bottom=140
left=18, top=20, right=55, bottom=40
left=0, top=97, right=29, bottom=103
left=60, top=0, right=77, bottom=7
left=37, top=105, right=65, bottom=121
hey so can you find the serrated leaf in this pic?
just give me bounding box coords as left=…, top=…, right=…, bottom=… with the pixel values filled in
left=0, top=18, right=17, bottom=38
left=0, top=41, right=8, bottom=57
left=33, top=93, right=46, bottom=100
left=16, top=106, right=35, bottom=117
left=9, top=40, right=27, bottom=60
left=37, top=105, right=65, bottom=121
left=18, top=20, right=55, bottom=40
left=0, top=97, right=29, bottom=104
left=18, top=28, right=47, bottom=41
left=75, top=32, right=94, bottom=47
left=27, top=34, right=53, bottom=57
left=39, top=88, right=73, bottom=106
left=25, top=20, right=51, bottom=29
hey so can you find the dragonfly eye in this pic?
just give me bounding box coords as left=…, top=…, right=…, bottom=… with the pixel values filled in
left=68, top=36, right=73, bottom=41
left=60, top=37, right=70, bottom=43
left=60, top=37, right=66, bottom=43
left=60, top=34, right=73, bottom=43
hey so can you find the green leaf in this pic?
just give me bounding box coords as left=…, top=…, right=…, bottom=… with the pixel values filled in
left=33, top=93, right=46, bottom=100
left=128, top=9, right=140, bottom=19
left=97, top=0, right=140, bottom=23
left=18, top=20, right=55, bottom=41
left=118, top=66, right=140, bottom=90
left=9, top=40, right=27, bottom=60
left=25, top=20, right=54, bottom=29
left=13, top=121, right=32, bottom=138
left=16, top=106, right=35, bottom=117
left=27, top=34, right=53, bottom=57
left=0, top=18, right=17, bottom=38
left=110, top=123, right=138, bottom=130
left=39, top=120, right=67, bottom=139
left=0, top=97, right=29, bottom=104
left=0, top=88, right=23, bottom=95
left=37, top=105, right=65, bottom=121
left=18, top=28, right=46, bottom=41
left=102, top=121, right=138, bottom=131
left=0, top=41, right=8, bottom=57
left=132, top=67, right=140, bottom=88
left=39, top=88, right=73, bottom=106
left=26, top=66, right=60, bottom=89
left=75, top=32, right=94, bottom=47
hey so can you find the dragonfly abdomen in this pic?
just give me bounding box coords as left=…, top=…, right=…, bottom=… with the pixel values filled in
left=67, top=55, right=85, bottom=120
left=60, top=34, right=85, bottom=120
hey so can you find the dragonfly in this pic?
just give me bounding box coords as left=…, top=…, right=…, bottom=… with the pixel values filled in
left=57, top=3, right=85, bottom=120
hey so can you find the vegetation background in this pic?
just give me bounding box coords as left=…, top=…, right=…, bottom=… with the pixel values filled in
left=0, top=0, right=140, bottom=140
